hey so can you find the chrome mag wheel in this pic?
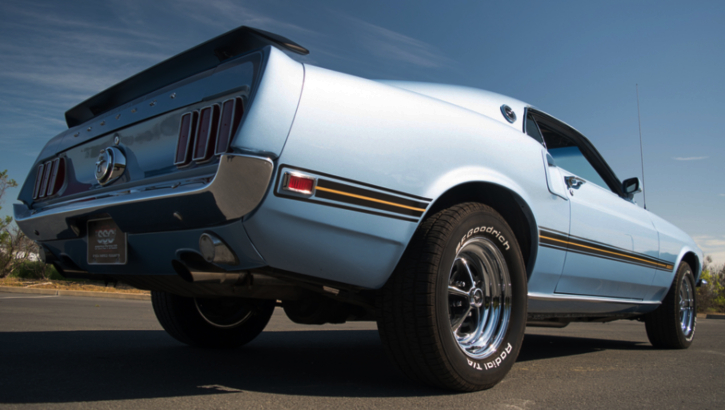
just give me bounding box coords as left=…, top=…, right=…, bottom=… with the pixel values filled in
left=448, top=237, right=512, bottom=359
left=679, top=272, right=695, bottom=337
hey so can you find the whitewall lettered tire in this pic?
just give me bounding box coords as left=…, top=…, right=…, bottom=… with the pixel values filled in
left=377, top=202, right=527, bottom=391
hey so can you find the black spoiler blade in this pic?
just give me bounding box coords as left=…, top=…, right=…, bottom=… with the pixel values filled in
left=65, top=26, right=308, bottom=128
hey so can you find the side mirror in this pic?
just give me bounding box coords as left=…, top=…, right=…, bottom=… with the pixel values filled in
left=622, top=177, right=642, bottom=199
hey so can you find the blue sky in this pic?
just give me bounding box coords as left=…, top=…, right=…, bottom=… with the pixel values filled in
left=1, top=0, right=723, bottom=263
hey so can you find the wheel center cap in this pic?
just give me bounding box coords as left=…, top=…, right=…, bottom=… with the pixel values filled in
left=470, top=288, right=484, bottom=308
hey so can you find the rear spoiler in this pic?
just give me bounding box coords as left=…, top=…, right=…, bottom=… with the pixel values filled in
left=65, top=26, right=309, bottom=128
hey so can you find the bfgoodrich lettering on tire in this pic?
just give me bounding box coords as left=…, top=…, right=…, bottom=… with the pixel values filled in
left=377, top=202, right=527, bottom=391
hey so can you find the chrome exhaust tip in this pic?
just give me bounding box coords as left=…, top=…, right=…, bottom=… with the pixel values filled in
left=199, top=233, right=238, bottom=265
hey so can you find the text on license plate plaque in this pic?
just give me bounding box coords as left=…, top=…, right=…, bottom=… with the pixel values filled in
left=87, top=218, right=127, bottom=265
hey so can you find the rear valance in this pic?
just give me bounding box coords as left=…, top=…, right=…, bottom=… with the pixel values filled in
left=65, top=26, right=308, bottom=128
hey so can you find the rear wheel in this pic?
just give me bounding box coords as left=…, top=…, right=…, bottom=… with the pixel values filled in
left=644, top=262, right=697, bottom=349
left=152, top=291, right=275, bottom=348
left=377, top=202, right=527, bottom=391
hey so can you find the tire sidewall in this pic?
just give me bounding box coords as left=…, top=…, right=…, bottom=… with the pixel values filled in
left=434, top=207, right=527, bottom=384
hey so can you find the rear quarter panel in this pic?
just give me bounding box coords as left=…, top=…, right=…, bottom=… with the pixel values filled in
left=243, top=65, right=565, bottom=288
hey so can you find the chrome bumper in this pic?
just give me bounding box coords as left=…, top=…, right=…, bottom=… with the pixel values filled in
left=15, top=154, right=274, bottom=241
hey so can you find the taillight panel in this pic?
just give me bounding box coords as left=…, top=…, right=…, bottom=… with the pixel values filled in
left=32, top=157, right=66, bottom=201
left=175, top=97, right=243, bottom=168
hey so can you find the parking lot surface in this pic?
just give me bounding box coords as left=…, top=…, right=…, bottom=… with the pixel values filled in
left=1, top=291, right=723, bottom=409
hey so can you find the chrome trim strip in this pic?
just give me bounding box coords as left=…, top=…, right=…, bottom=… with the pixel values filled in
left=528, top=292, right=660, bottom=305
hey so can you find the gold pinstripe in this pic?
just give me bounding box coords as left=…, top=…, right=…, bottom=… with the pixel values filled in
left=315, top=186, right=427, bottom=213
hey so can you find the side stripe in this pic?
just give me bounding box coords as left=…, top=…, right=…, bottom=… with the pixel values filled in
left=316, top=186, right=427, bottom=212
left=275, top=166, right=430, bottom=221
left=539, top=228, right=674, bottom=271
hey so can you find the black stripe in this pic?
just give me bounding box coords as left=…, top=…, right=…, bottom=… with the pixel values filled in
left=278, top=164, right=432, bottom=202
left=278, top=194, right=420, bottom=222
left=564, top=246, right=658, bottom=270
left=315, top=188, right=424, bottom=217
left=539, top=242, right=569, bottom=252
left=316, top=179, right=429, bottom=210
left=539, top=227, right=570, bottom=237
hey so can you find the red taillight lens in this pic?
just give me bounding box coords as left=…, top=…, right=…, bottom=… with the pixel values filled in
left=175, top=111, right=198, bottom=166
left=284, top=173, right=316, bottom=195
left=193, top=104, right=220, bottom=162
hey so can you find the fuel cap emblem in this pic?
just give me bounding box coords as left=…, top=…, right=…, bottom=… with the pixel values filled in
left=95, top=146, right=126, bottom=186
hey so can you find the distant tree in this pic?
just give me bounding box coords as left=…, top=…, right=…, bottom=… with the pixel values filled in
left=0, top=170, right=19, bottom=277
left=1, top=171, right=53, bottom=279
left=697, top=255, right=725, bottom=313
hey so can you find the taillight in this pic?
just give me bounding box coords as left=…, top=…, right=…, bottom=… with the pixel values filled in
left=47, top=158, right=65, bottom=196
left=216, top=97, right=243, bottom=155
left=32, top=163, right=45, bottom=199
left=282, top=172, right=316, bottom=195
left=174, top=111, right=198, bottom=167
left=175, top=97, right=243, bottom=168
left=38, top=161, right=53, bottom=198
left=33, top=157, right=66, bottom=200
left=192, top=104, right=220, bottom=162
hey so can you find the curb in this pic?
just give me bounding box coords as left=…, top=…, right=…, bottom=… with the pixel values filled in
left=706, top=313, right=725, bottom=320
left=0, top=286, right=150, bottom=301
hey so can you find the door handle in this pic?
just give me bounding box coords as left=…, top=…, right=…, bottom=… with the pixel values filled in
left=565, top=176, right=586, bottom=189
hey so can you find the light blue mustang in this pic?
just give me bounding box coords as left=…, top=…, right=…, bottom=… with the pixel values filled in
left=15, top=26, right=702, bottom=391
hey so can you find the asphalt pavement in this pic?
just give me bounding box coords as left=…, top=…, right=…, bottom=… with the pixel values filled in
left=0, top=291, right=723, bottom=409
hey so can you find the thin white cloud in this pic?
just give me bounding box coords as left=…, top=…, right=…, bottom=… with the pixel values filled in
left=719, top=194, right=725, bottom=197
left=339, top=14, right=454, bottom=70
left=672, top=156, right=708, bottom=161
left=161, top=0, right=316, bottom=38
left=693, top=235, right=725, bottom=267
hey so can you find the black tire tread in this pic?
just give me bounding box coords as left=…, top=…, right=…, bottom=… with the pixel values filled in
left=151, top=291, right=274, bottom=349
left=644, top=262, right=695, bottom=349
left=377, top=202, right=522, bottom=391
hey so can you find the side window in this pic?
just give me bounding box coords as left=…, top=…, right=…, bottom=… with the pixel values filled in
left=548, top=146, right=611, bottom=191
left=533, top=119, right=614, bottom=193
left=524, top=113, right=545, bottom=145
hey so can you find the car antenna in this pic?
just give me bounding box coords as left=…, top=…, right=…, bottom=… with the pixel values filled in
left=636, top=84, right=647, bottom=210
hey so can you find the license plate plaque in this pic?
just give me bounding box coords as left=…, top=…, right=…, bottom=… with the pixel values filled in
left=87, top=218, right=127, bottom=265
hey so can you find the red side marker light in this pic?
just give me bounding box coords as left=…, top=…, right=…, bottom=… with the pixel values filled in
left=283, top=173, right=316, bottom=195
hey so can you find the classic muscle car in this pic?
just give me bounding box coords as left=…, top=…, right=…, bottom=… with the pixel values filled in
left=15, top=26, right=703, bottom=391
